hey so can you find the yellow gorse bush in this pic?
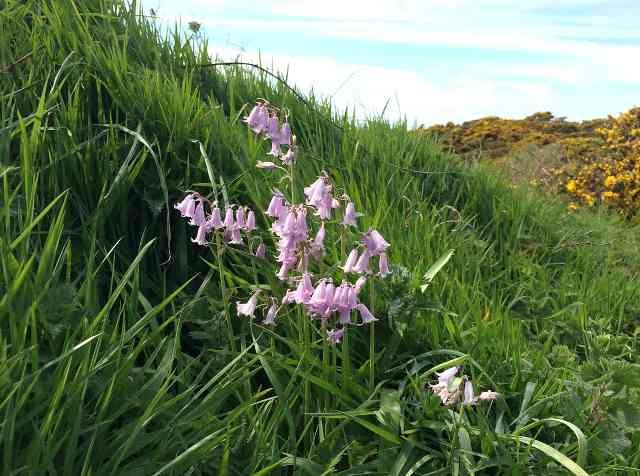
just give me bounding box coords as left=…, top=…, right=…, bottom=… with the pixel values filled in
left=419, top=107, right=640, bottom=220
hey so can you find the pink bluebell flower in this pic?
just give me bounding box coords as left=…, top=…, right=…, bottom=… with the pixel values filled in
left=175, top=193, right=197, bottom=219
left=189, top=200, right=207, bottom=226
left=356, top=303, right=377, bottom=324
left=236, top=291, right=259, bottom=318
left=223, top=207, right=235, bottom=228
left=209, top=207, right=224, bottom=229
left=463, top=380, right=476, bottom=405
left=245, top=210, right=256, bottom=231
left=281, top=147, right=296, bottom=166
left=310, top=223, right=326, bottom=257
left=327, top=328, right=345, bottom=345
left=343, top=249, right=359, bottom=273
left=263, top=300, right=279, bottom=325
left=255, top=242, right=266, bottom=258
left=363, top=229, right=390, bottom=256
left=280, top=121, right=292, bottom=146
left=378, top=252, right=390, bottom=277
left=235, top=207, right=246, bottom=229
left=353, top=250, right=371, bottom=274
left=342, top=202, right=358, bottom=227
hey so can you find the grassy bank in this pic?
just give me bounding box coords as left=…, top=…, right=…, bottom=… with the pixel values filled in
left=1, top=1, right=639, bottom=474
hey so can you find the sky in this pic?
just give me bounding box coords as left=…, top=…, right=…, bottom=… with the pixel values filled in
left=146, top=0, right=640, bottom=127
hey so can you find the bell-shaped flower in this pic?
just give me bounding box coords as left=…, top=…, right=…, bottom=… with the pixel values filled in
left=228, top=226, right=243, bottom=245
left=209, top=207, right=224, bottom=229
left=354, top=276, right=367, bottom=293
left=236, top=291, right=259, bottom=318
left=353, top=250, right=371, bottom=274
left=243, top=103, right=268, bottom=134
left=463, top=380, right=476, bottom=405
left=235, top=207, right=246, bottom=229
left=245, top=210, right=256, bottom=231
left=266, top=192, right=286, bottom=218
left=293, top=272, right=314, bottom=304
left=191, top=223, right=210, bottom=246
left=310, top=223, right=325, bottom=257
left=327, top=328, right=345, bottom=345
left=266, top=114, right=280, bottom=141
left=363, top=229, right=390, bottom=256
left=281, top=147, right=296, bottom=165
left=189, top=200, right=207, bottom=226
left=257, top=160, right=277, bottom=169
left=280, top=121, right=292, bottom=146
left=342, top=202, right=358, bottom=227
left=343, top=249, right=359, bottom=273
left=378, top=252, right=390, bottom=277
left=356, top=303, right=377, bottom=324
left=255, top=242, right=266, bottom=258
left=263, top=300, right=279, bottom=325
left=267, top=140, right=282, bottom=157
left=175, top=193, right=197, bottom=219
left=223, top=207, right=235, bottom=228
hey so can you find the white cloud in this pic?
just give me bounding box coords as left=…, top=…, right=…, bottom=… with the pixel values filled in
left=209, top=44, right=562, bottom=127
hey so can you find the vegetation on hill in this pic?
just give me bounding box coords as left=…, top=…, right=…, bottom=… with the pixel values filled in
left=420, top=108, right=640, bottom=220
left=2, top=1, right=640, bottom=474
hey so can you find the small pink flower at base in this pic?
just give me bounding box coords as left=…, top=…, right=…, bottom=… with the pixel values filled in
left=263, top=301, right=279, bottom=325
left=378, top=252, right=390, bottom=277
left=463, top=380, right=476, bottom=405
left=356, top=303, right=377, bottom=324
left=353, top=250, right=371, bottom=274
left=255, top=242, right=266, bottom=258
left=363, top=229, right=390, bottom=256
left=327, top=328, right=345, bottom=345
left=175, top=193, right=197, bottom=219
left=245, top=210, right=256, bottom=231
left=257, top=160, right=278, bottom=169
left=342, top=202, right=358, bottom=227
left=478, top=390, right=499, bottom=401
left=342, top=249, right=359, bottom=273
left=209, top=207, right=224, bottom=229
left=236, top=291, right=259, bottom=318
left=281, top=147, right=296, bottom=165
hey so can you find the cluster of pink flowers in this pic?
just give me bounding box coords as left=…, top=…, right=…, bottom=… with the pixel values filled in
left=429, top=366, right=498, bottom=405
left=243, top=100, right=296, bottom=166
left=178, top=98, right=391, bottom=346
left=174, top=193, right=256, bottom=246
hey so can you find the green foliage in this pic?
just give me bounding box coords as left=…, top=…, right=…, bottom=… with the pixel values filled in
left=1, top=0, right=639, bottom=474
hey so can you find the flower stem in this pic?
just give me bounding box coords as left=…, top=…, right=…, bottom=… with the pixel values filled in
left=369, top=280, right=376, bottom=392
left=215, top=232, right=236, bottom=353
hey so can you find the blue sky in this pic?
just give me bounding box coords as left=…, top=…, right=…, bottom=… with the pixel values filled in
left=147, top=0, right=639, bottom=127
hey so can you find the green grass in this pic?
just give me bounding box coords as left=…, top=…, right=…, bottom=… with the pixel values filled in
left=1, top=0, right=640, bottom=474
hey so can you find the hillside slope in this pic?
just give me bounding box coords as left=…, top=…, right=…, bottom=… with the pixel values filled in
left=2, top=1, right=639, bottom=474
